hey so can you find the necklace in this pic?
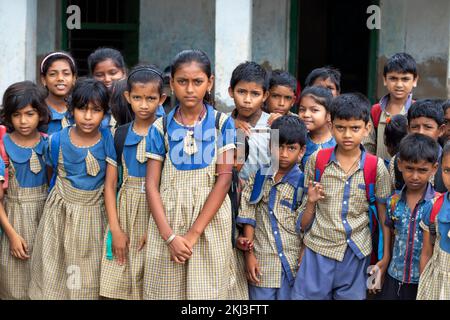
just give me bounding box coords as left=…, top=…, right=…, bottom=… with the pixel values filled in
left=177, top=105, right=206, bottom=155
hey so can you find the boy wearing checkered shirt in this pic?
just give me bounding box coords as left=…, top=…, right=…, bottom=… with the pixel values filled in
left=292, top=94, right=393, bottom=300
left=237, top=115, right=307, bottom=300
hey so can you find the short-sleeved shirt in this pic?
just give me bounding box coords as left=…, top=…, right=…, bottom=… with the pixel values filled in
left=47, top=106, right=73, bottom=135
left=368, top=93, right=413, bottom=161
left=420, top=192, right=450, bottom=254
left=302, top=135, right=336, bottom=170
left=238, top=112, right=271, bottom=181
left=4, top=134, right=48, bottom=188
left=47, top=126, right=117, bottom=190
left=237, top=164, right=304, bottom=288
left=299, top=145, right=392, bottom=261
left=385, top=183, right=438, bottom=284
left=147, top=104, right=236, bottom=169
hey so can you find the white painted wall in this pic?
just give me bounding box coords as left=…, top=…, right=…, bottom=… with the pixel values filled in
left=0, top=0, right=37, bottom=100
left=215, top=0, right=252, bottom=112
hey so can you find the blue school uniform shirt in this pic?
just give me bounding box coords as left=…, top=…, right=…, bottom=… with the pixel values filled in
left=3, top=134, right=48, bottom=188
left=148, top=104, right=236, bottom=170
left=301, top=135, right=336, bottom=169
left=122, top=123, right=153, bottom=178
left=0, top=157, right=5, bottom=182
left=47, top=106, right=73, bottom=135
left=47, top=127, right=117, bottom=190
left=385, top=183, right=437, bottom=284
left=421, top=192, right=450, bottom=254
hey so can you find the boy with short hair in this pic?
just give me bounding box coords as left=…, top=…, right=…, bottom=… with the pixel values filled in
left=266, top=69, right=298, bottom=116
left=380, top=134, right=441, bottom=300
left=229, top=61, right=271, bottom=181
left=389, top=99, right=446, bottom=192
left=440, top=100, right=450, bottom=144
left=304, top=66, right=341, bottom=97
left=369, top=53, right=419, bottom=161
left=292, top=93, right=392, bottom=300
left=237, top=115, right=307, bottom=300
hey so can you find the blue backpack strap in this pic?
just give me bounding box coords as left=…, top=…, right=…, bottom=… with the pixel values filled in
left=48, top=131, right=61, bottom=191
left=292, top=172, right=305, bottom=211
left=249, top=168, right=268, bottom=204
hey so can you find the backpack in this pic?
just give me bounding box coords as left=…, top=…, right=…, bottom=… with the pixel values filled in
left=429, top=193, right=445, bottom=245
left=314, top=147, right=383, bottom=264
left=0, top=126, right=9, bottom=190
left=113, top=122, right=132, bottom=191
left=371, top=103, right=383, bottom=129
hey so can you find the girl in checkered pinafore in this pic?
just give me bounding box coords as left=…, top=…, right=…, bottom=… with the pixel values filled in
left=0, top=81, right=51, bottom=300
left=417, top=143, right=450, bottom=300
left=143, top=50, right=239, bottom=299
left=29, top=79, right=117, bottom=300
left=99, top=65, right=167, bottom=300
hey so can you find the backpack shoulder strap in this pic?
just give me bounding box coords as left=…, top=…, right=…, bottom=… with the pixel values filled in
left=292, top=172, right=305, bottom=211
left=363, top=153, right=378, bottom=204
left=50, top=131, right=61, bottom=170
left=0, top=125, right=9, bottom=165
left=371, top=103, right=382, bottom=129
left=113, top=123, right=131, bottom=167
left=314, top=147, right=334, bottom=182
left=249, top=169, right=268, bottom=204
left=430, top=193, right=445, bottom=224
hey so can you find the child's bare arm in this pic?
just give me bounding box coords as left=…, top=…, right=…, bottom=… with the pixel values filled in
left=420, top=230, right=433, bottom=274
left=146, top=159, right=192, bottom=264
left=242, top=224, right=261, bottom=284
left=104, top=163, right=129, bottom=265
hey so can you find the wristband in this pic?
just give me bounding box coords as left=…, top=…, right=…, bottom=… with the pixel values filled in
left=165, top=234, right=176, bottom=245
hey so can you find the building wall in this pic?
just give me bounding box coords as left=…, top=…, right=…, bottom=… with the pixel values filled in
left=139, top=0, right=215, bottom=71
left=378, top=0, right=450, bottom=99
left=252, top=0, right=290, bottom=71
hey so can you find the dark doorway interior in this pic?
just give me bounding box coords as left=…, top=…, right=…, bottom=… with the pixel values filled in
left=62, top=0, right=139, bottom=76
left=296, top=0, right=375, bottom=95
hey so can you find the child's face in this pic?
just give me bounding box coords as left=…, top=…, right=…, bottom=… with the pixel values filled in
left=273, top=143, right=305, bottom=171
left=331, top=118, right=370, bottom=152
left=441, top=154, right=450, bottom=190
left=93, top=59, right=125, bottom=89
left=312, top=77, right=339, bottom=97
left=170, top=62, right=213, bottom=110
left=229, top=81, right=268, bottom=119
left=41, top=59, right=75, bottom=98
left=73, top=101, right=105, bottom=135
left=408, top=117, right=443, bottom=141
left=383, top=71, right=417, bottom=101
left=11, top=104, right=41, bottom=137
left=124, top=82, right=166, bottom=122
left=298, top=95, right=330, bottom=133
left=398, top=159, right=437, bottom=192
left=443, top=108, right=450, bottom=142
left=267, top=85, right=296, bottom=115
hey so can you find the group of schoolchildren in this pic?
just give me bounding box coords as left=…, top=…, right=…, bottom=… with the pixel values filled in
left=0, top=47, right=448, bottom=301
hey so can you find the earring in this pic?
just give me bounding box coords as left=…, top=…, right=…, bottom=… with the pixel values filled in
left=208, top=91, right=211, bottom=96
left=171, top=89, right=174, bottom=95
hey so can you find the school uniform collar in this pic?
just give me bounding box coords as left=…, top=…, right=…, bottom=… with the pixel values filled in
left=379, top=93, right=414, bottom=112
left=155, top=105, right=166, bottom=118
left=398, top=182, right=435, bottom=203
left=3, top=133, right=47, bottom=163
left=329, top=144, right=367, bottom=170
left=49, top=105, right=68, bottom=120
left=265, top=163, right=303, bottom=188
left=124, top=121, right=147, bottom=146
left=166, top=104, right=216, bottom=141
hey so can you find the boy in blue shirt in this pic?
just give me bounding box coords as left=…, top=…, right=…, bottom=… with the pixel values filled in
left=380, top=133, right=441, bottom=300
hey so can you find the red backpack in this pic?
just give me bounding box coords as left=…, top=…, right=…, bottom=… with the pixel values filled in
left=429, top=193, right=445, bottom=245
left=315, top=147, right=383, bottom=264
left=0, top=125, right=9, bottom=190
left=371, top=103, right=383, bottom=129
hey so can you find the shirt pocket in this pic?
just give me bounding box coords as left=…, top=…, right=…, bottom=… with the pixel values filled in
left=275, top=196, right=298, bottom=235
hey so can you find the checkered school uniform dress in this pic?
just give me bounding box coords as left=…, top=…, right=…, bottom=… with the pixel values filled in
left=417, top=193, right=450, bottom=300
left=29, top=127, right=116, bottom=300
left=100, top=124, right=151, bottom=300
left=0, top=135, right=48, bottom=300
left=237, top=166, right=304, bottom=289
left=300, top=147, right=392, bottom=262
left=143, top=105, right=239, bottom=300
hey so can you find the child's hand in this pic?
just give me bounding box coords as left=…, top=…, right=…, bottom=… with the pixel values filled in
left=307, top=180, right=325, bottom=203
left=168, top=235, right=193, bottom=264
left=236, top=236, right=254, bottom=252
left=234, top=120, right=252, bottom=136
left=267, top=113, right=282, bottom=126
left=137, top=233, right=147, bottom=252
left=245, top=252, right=262, bottom=284
left=112, top=229, right=130, bottom=266
left=368, top=259, right=389, bottom=295
left=297, top=245, right=305, bottom=268
left=9, top=233, right=30, bottom=260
